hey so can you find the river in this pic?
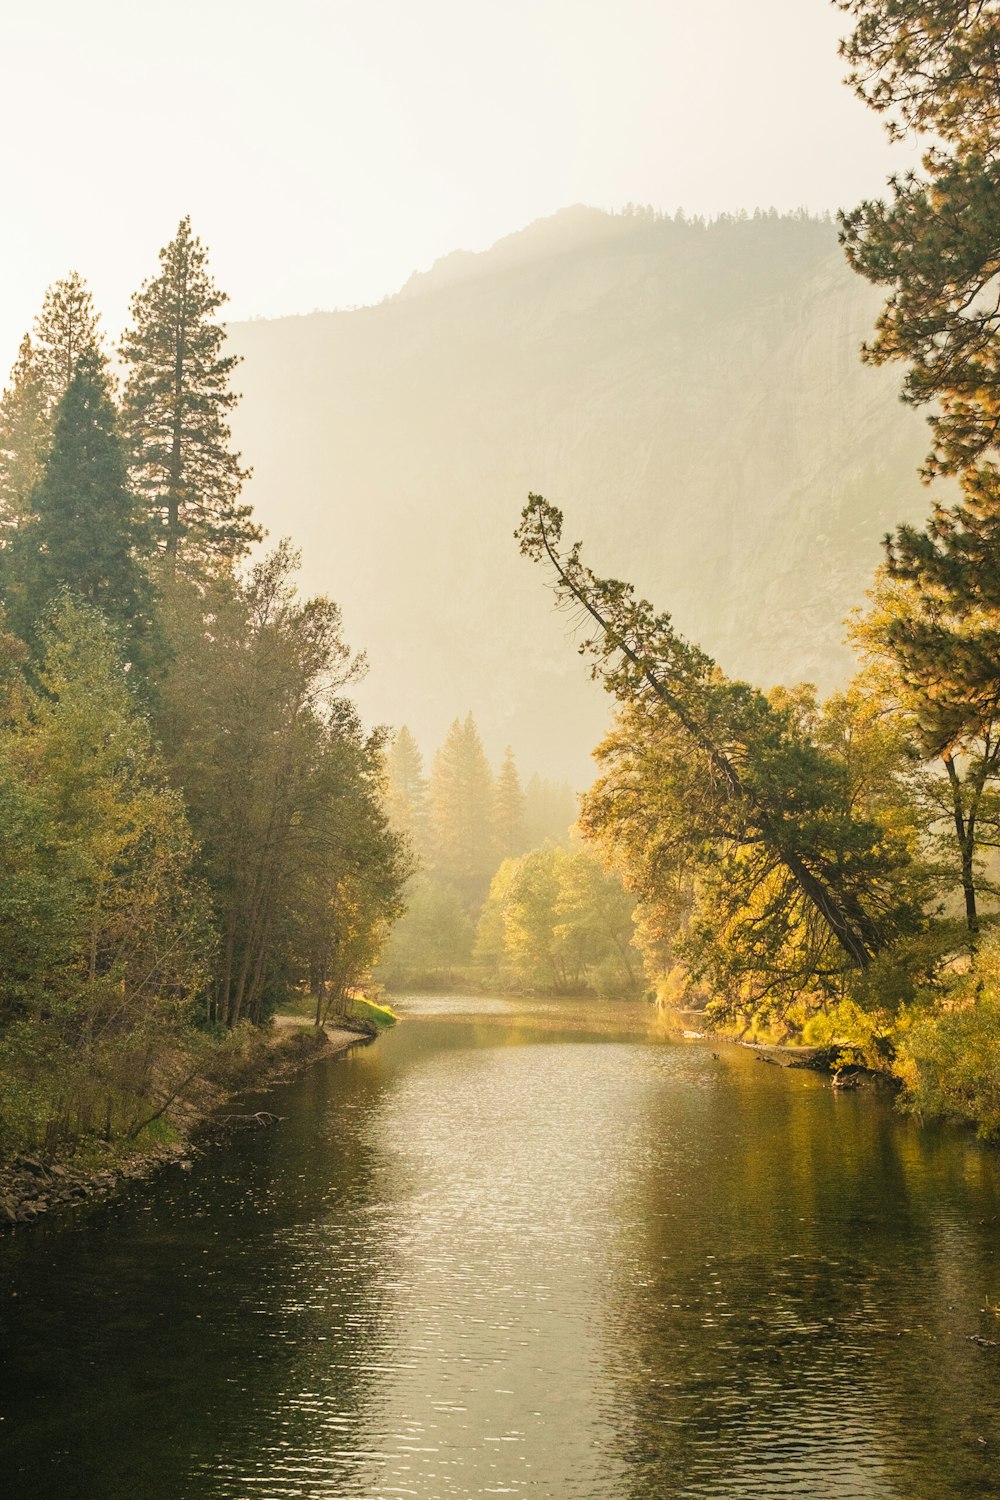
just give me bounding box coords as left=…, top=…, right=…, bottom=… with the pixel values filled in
left=2, top=994, right=1000, bottom=1499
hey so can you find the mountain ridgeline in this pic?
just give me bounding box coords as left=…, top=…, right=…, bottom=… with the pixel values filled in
left=230, top=205, right=932, bottom=783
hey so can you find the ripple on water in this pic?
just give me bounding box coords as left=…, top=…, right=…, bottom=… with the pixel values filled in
left=3, top=998, right=1000, bottom=1500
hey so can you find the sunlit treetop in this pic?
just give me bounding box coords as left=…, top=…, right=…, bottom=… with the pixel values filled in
left=836, top=0, right=1000, bottom=150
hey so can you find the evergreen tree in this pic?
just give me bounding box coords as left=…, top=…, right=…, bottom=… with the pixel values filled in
left=838, top=3, right=1000, bottom=582
left=121, top=216, right=258, bottom=574
left=386, top=725, right=429, bottom=856
left=1, top=354, right=156, bottom=666
left=33, top=271, right=105, bottom=406
left=838, top=1, right=1000, bottom=933
left=494, top=745, right=527, bottom=859
left=427, top=712, right=497, bottom=909
left=0, top=275, right=105, bottom=535
left=0, top=337, right=49, bottom=533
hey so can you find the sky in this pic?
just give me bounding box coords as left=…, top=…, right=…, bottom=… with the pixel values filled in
left=0, top=0, right=918, bottom=367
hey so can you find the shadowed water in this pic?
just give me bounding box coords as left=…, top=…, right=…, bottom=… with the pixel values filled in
left=2, top=995, right=1000, bottom=1498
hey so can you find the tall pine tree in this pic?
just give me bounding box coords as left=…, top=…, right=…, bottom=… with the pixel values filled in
left=428, top=713, right=497, bottom=909
left=121, top=216, right=258, bottom=575
left=1, top=354, right=156, bottom=668
left=0, top=274, right=105, bottom=532
left=494, top=746, right=527, bottom=860
left=386, top=725, right=429, bottom=857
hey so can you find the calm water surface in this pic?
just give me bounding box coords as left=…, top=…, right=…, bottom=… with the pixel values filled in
left=3, top=995, right=1000, bottom=1499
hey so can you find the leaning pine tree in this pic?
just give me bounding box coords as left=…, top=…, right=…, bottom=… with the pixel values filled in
left=516, top=495, right=924, bottom=1007
left=120, top=216, right=259, bottom=576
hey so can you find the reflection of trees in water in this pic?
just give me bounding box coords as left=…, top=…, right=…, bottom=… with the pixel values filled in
left=599, top=1054, right=1000, bottom=1499
left=0, top=1048, right=395, bottom=1499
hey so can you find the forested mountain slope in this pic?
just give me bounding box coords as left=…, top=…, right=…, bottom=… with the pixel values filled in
left=229, top=206, right=933, bottom=782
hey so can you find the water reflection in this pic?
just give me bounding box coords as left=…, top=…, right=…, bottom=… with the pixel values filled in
left=2, top=997, right=999, bottom=1499
left=603, top=1045, right=1000, bottom=1499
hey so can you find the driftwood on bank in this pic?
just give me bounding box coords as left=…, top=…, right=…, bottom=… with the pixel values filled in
left=218, top=1110, right=283, bottom=1129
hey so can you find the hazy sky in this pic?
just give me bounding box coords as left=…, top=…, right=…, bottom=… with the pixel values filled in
left=1, top=0, right=915, bottom=366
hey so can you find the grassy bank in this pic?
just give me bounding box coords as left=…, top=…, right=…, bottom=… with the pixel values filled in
left=0, top=1020, right=365, bottom=1231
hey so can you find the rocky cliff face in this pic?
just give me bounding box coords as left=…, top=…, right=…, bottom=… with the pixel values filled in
left=229, top=206, right=934, bottom=783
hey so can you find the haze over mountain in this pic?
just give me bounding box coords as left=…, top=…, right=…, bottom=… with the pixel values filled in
left=229, top=205, right=933, bottom=784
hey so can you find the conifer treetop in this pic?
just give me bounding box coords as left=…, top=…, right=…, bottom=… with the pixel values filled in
left=121, top=215, right=259, bottom=575
left=33, top=271, right=105, bottom=409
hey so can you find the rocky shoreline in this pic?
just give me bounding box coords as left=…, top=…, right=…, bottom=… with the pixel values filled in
left=0, top=1020, right=369, bottom=1232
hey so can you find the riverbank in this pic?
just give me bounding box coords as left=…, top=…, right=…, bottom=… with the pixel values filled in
left=665, top=1006, right=901, bottom=1091
left=0, top=1019, right=367, bottom=1231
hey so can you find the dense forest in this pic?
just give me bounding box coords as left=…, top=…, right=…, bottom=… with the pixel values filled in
left=3, top=0, right=1000, bottom=1169
left=378, top=717, right=641, bottom=995
left=512, top=0, right=1000, bottom=1137
left=0, top=224, right=409, bottom=1160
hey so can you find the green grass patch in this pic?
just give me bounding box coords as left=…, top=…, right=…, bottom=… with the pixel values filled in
left=350, top=996, right=398, bottom=1029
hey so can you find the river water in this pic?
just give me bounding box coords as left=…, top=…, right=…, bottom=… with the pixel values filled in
left=3, top=994, right=1000, bottom=1499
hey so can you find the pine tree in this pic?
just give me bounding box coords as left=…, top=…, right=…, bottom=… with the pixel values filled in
left=838, top=2, right=1000, bottom=577
left=494, top=746, right=527, bottom=860
left=518, top=496, right=923, bottom=990
left=1, top=354, right=156, bottom=666
left=386, top=725, right=429, bottom=855
left=120, top=216, right=259, bottom=575
left=428, top=713, right=497, bottom=909
left=0, top=274, right=105, bottom=534
left=33, top=271, right=105, bottom=407
left=838, top=1, right=1000, bottom=932
left=0, top=337, right=49, bottom=533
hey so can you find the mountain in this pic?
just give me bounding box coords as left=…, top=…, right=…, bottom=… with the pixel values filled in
left=228, top=205, right=933, bottom=785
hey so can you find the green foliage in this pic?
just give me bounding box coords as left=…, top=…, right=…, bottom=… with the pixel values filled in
left=385, top=725, right=428, bottom=854
left=157, top=545, right=409, bottom=1027
left=836, top=2, right=1000, bottom=149
left=350, top=996, right=398, bottom=1030
left=800, top=998, right=897, bottom=1070
left=0, top=600, right=211, bottom=1154
left=519, top=497, right=925, bottom=1013
left=494, top=746, right=527, bottom=860
left=427, top=713, right=498, bottom=909
left=837, top=5, right=1000, bottom=942
left=0, top=697, right=81, bottom=1019
left=898, top=936, right=1000, bottom=1136
left=378, top=724, right=584, bottom=993
left=0, top=230, right=424, bottom=1167
left=475, top=844, right=642, bottom=996
left=1, top=355, right=157, bottom=669
left=121, top=216, right=259, bottom=574
left=32, top=271, right=106, bottom=407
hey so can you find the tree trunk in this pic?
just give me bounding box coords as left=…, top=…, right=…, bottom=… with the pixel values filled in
left=944, top=752, right=979, bottom=935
